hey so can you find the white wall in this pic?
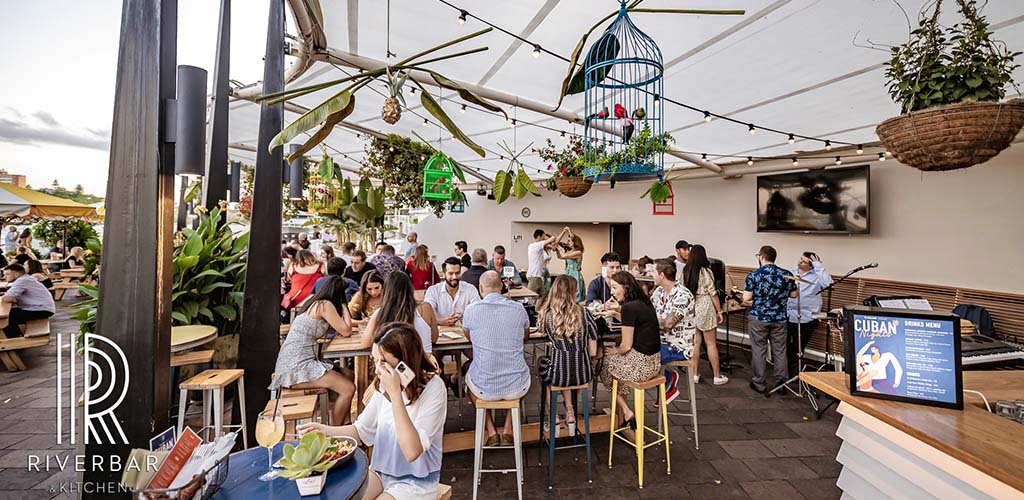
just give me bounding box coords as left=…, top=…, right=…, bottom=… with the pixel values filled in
left=413, top=143, right=1024, bottom=294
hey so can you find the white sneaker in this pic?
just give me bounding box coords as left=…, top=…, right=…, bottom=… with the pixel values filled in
left=713, top=375, right=729, bottom=386
left=693, top=374, right=701, bottom=384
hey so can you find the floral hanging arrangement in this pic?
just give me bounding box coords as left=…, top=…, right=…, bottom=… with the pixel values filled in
left=537, top=136, right=592, bottom=198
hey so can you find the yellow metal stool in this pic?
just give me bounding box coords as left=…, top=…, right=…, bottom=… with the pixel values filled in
left=608, top=375, right=671, bottom=488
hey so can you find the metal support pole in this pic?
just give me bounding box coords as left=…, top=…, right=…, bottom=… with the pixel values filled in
left=83, top=0, right=175, bottom=495
left=236, top=0, right=285, bottom=443
left=202, top=0, right=231, bottom=212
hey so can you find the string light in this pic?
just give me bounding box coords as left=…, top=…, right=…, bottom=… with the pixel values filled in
left=748, top=124, right=756, bottom=135
left=421, top=155, right=426, bottom=161
left=653, top=94, right=660, bottom=104
left=423, top=118, right=429, bottom=126
left=747, top=156, right=754, bottom=166
left=703, top=111, right=712, bottom=122
left=389, top=146, right=394, bottom=153
left=792, top=158, right=799, bottom=167
left=787, top=133, right=795, bottom=144
left=532, top=44, right=541, bottom=59
left=824, top=140, right=832, bottom=151
left=460, top=104, right=467, bottom=113
left=457, top=9, right=467, bottom=25
left=835, top=156, right=842, bottom=165
left=878, top=152, right=885, bottom=162
left=409, top=87, right=417, bottom=94
left=701, top=153, right=708, bottom=161
left=510, top=119, right=517, bottom=128
left=856, top=145, right=864, bottom=155
left=560, top=131, right=566, bottom=139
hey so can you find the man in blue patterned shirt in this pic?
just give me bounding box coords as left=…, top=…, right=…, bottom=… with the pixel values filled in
left=734, top=246, right=798, bottom=394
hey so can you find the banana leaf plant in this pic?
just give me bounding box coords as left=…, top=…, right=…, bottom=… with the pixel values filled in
left=492, top=141, right=540, bottom=204
left=260, top=28, right=507, bottom=162
left=553, top=2, right=745, bottom=111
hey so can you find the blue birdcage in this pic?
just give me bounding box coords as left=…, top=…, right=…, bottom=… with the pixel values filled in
left=583, top=1, right=665, bottom=187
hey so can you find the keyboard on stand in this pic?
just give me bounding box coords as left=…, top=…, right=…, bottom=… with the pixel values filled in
left=961, top=334, right=1024, bottom=368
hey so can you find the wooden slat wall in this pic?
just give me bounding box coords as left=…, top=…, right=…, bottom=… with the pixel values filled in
left=724, top=266, right=1024, bottom=356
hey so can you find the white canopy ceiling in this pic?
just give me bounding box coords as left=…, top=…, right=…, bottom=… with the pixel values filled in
left=226, top=0, right=1024, bottom=182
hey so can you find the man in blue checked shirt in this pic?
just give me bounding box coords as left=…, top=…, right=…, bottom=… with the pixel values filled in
left=462, top=271, right=531, bottom=447
left=786, top=251, right=833, bottom=378
left=733, top=246, right=798, bottom=394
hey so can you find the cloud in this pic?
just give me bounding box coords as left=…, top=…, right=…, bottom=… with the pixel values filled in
left=0, top=111, right=109, bottom=151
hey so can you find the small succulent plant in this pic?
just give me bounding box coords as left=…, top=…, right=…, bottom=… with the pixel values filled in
left=278, top=432, right=340, bottom=480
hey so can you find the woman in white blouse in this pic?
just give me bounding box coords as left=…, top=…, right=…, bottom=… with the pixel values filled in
left=299, top=321, right=447, bottom=500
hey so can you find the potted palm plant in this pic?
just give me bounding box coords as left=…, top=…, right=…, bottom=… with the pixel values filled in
left=537, top=136, right=592, bottom=198
left=876, top=0, right=1023, bottom=171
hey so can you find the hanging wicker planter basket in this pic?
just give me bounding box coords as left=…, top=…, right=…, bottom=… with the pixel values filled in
left=554, top=177, right=593, bottom=198
left=876, top=99, right=1024, bottom=172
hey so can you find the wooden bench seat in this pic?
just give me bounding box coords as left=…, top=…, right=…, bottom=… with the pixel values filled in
left=170, top=349, right=215, bottom=368
left=23, top=319, right=51, bottom=338
left=0, top=335, right=49, bottom=352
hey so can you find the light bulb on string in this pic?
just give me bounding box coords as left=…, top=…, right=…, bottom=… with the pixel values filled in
left=825, top=140, right=832, bottom=151
left=835, top=156, right=842, bottom=165
left=856, top=145, right=864, bottom=155
left=532, top=44, right=541, bottom=59
left=787, top=133, right=795, bottom=144
left=653, top=94, right=660, bottom=104
left=423, top=118, right=429, bottom=126
left=703, top=111, right=712, bottom=122
left=792, top=158, right=799, bottom=167
left=460, top=104, right=466, bottom=114
left=457, top=10, right=467, bottom=25
left=748, top=124, right=756, bottom=135
left=747, top=156, right=754, bottom=166
left=878, top=153, right=885, bottom=162
left=510, top=119, right=517, bottom=128
left=701, top=153, right=708, bottom=162
left=560, top=131, right=566, bottom=140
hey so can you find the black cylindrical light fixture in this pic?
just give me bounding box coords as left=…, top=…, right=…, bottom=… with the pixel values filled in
left=282, top=158, right=289, bottom=185
left=229, top=161, right=241, bottom=202
left=288, top=144, right=303, bottom=200
left=173, top=65, right=208, bottom=176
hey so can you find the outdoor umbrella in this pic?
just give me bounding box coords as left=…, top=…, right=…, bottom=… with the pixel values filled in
left=0, top=182, right=98, bottom=223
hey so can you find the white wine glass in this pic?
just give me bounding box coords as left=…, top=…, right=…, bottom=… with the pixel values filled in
left=255, top=409, right=285, bottom=481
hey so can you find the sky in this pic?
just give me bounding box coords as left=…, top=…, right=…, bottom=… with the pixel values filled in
left=0, top=0, right=278, bottom=196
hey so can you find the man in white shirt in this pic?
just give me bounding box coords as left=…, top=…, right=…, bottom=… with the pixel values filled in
left=674, top=240, right=690, bottom=282
left=424, top=257, right=481, bottom=326
left=525, top=229, right=557, bottom=295
left=2, top=264, right=55, bottom=337
left=786, top=251, right=834, bottom=377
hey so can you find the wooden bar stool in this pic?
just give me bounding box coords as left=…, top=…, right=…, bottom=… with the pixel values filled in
left=169, top=349, right=215, bottom=421
left=275, top=386, right=331, bottom=425
left=661, top=361, right=699, bottom=449
left=608, top=375, right=671, bottom=488
left=262, top=395, right=319, bottom=436
left=472, top=398, right=524, bottom=500
left=177, top=369, right=248, bottom=448
left=538, top=383, right=592, bottom=489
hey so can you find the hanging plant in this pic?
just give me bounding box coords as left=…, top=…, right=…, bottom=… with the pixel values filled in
left=583, top=126, right=674, bottom=180
left=362, top=134, right=457, bottom=217
left=876, top=0, right=1024, bottom=171
left=259, top=28, right=507, bottom=162
left=492, top=141, right=540, bottom=204
left=536, top=136, right=593, bottom=198
left=641, top=179, right=672, bottom=204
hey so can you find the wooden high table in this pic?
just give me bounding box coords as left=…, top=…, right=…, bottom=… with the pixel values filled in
left=801, top=371, right=1024, bottom=500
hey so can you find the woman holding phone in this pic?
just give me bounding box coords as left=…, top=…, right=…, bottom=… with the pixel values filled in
left=299, top=322, right=447, bottom=500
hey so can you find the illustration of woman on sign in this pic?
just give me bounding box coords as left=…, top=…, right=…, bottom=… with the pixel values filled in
left=857, top=341, right=903, bottom=394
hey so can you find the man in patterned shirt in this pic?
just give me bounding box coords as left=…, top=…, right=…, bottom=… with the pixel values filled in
left=734, top=246, right=798, bottom=394
left=368, top=244, right=407, bottom=279
left=650, top=258, right=696, bottom=405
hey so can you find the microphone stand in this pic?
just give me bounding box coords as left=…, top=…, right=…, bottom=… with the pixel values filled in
left=810, top=264, right=874, bottom=418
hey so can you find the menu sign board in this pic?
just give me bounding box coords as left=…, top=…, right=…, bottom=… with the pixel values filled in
left=843, top=306, right=963, bottom=410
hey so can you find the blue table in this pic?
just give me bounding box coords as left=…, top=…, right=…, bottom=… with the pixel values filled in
left=214, top=441, right=368, bottom=500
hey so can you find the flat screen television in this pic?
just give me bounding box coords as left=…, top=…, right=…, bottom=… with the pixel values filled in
left=756, top=165, right=869, bottom=233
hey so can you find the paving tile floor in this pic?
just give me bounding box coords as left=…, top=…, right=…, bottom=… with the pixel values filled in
left=0, top=298, right=845, bottom=499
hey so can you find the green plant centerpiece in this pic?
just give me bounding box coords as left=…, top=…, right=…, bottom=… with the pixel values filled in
left=278, top=432, right=344, bottom=496
left=536, top=135, right=593, bottom=198
left=876, top=0, right=1023, bottom=171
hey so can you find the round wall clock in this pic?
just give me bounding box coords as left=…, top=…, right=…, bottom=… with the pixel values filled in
left=521, top=207, right=531, bottom=218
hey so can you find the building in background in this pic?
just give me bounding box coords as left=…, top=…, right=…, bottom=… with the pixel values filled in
left=0, top=170, right=27, bottom=187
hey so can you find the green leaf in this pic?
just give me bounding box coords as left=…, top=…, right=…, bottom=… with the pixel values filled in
left=183, top=180, right=202, bottom=203
left=188, top=269, right=225, bottom=282
left=965, top=76, right=983, bottom=88
left=212, top=304, right=237, bottom=321
left=269, top=89, right=352, bottom=154
left=198, top=307, right=214, bottom=321
left=318, top=155, right=335, bottom=184
left=171, top=311, right=189, bottom=324
left=518, top=167, right=540, bottom=196
left=417, top=84, right=485, bottom=157
left=339, top=178, right=354, bottom=206
left=493, top=170, right=512, bottom=204
left=567, top=32, right=620, bottom=95
left=199, top=282, right=234, bottom=294
left=428, top=72, right=507, bottom=119
left=553, top=10, right=619, bottom=111
left=513, top=172, right=527, bottom=199
left=288, top=95, right=357, bottom=163
left=344, top=203, right=376, bottom=221
left=450, top=160, right=468, bottom=184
